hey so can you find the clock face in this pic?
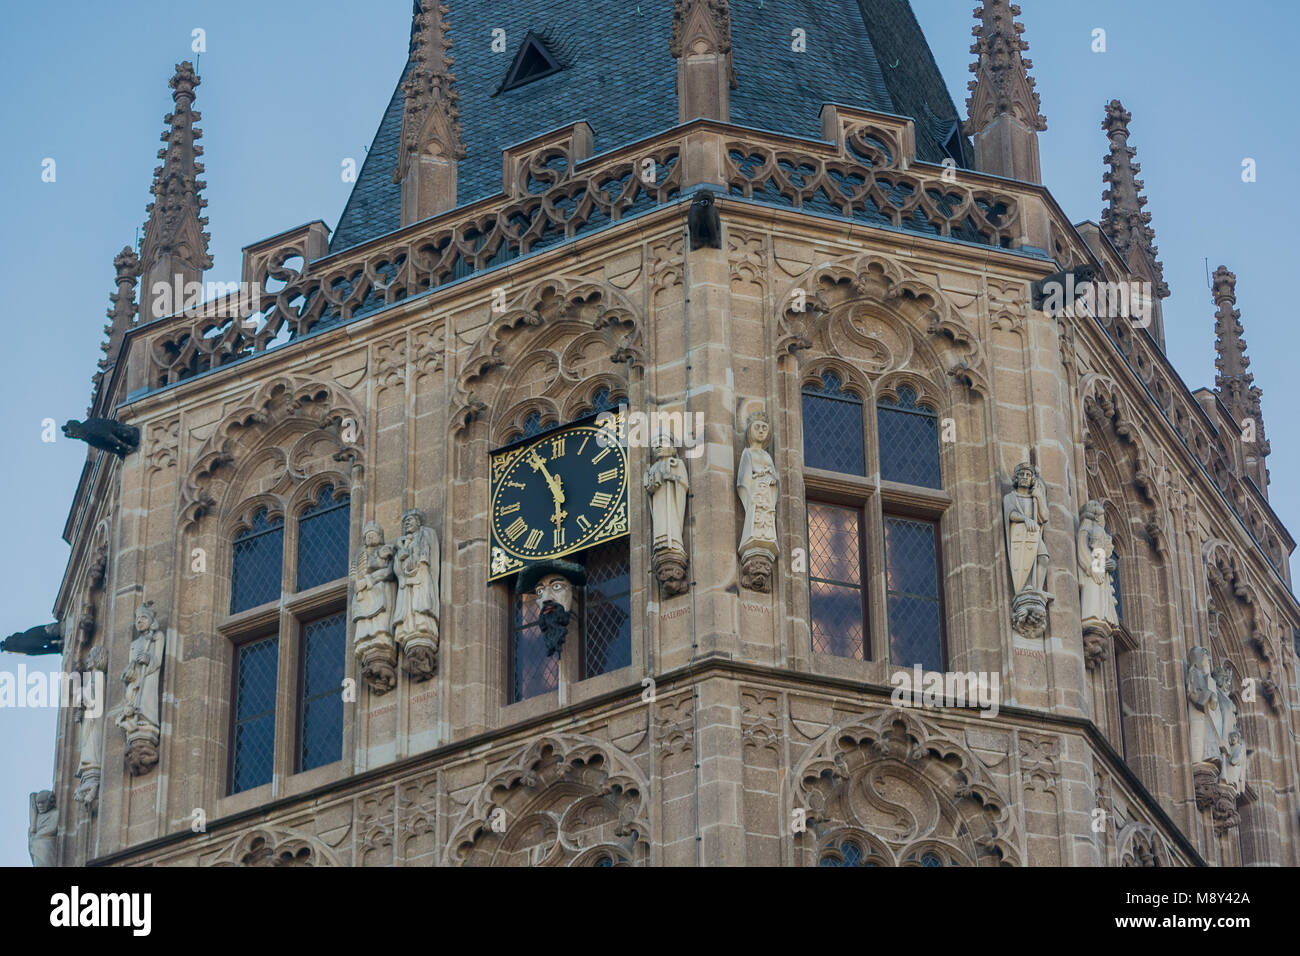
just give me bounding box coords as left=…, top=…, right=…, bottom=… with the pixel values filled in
left=489, top=418, right=629, bottom=580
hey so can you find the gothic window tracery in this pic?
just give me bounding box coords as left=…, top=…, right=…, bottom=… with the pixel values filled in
left=801, top=370, right=948, bottom=669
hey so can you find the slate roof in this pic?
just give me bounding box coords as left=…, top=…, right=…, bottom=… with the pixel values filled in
left=331, top=0, right=969, bottom=252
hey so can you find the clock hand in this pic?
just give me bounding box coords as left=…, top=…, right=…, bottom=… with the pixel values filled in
left=527, top=449, right=566, bottom=508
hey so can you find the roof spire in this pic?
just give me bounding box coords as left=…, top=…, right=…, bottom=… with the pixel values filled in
left=963, top=1, right=1046, bottom=182
left=89, top=247, right=141, bottom=413
left=1102, top=99, right=1170, bottom=348
left=670, top=0, right=736, bottom=124
left=394, top=0, right=465, bottom=225
left=139, top=61, right=211, bottom=319
left=1212, top=266, right=1270, bottom=492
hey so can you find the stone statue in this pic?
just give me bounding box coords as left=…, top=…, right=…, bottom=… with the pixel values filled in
left=1004, top=460, right=1051, bottom=637
left=1, top=622, right=62, bottom=656
left=1185, top=646, right=1248, bottom=830
left=518, top=560, right=587, bottom=658
left=62, top=417, right=140, bottom=458
left=1184, top=646, right=1225, bottom=766
left=118, top=601, right=165, bottom=776
left=28, top=791, right=57, bottom=867
left=1221, top=729, right=1247, bottom=795
left=352, top=521, right=398, bottom=693
left=74, top=645, right=108, bottom=813
left=392, top=509, right=440, bottom=681
left=737, top=410, right=778, bottom=593
left=1077, top=501, right=1119, bottom=664
left=644, top=431, right=690, bottom=596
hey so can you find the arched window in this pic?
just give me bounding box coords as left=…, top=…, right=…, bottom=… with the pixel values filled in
left=877, top=386, right=941, bottom=488
left=296, top=485, right=351, bottom=591
left=510, top=538, right=631, bottom=703
left=801, top=376, right=948, bottom=669
left=231, top=509, right=284, bottom=614
left=802, top=372, right=865, bottom=475
left=226, top=482, right=352, bottom=795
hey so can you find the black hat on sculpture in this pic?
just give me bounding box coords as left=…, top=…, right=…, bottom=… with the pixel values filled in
left=516, top=559, right=588, bottom=594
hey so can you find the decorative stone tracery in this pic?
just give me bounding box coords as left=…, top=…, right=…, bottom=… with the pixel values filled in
left=445, top=734, right=650, bottom=867
left=790, top=710, right=1024, bottom=867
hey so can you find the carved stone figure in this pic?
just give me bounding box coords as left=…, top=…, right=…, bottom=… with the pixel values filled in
left=737, top=411, right=778, bottom=593
left=519, top=560, right=587, bottom=657
left=28, top=791, right=57, bottom=867
left=1, top=622, right=62, bottom=656
left=1003, top=460, right=1051, bottom=637
left=688, top=190, right=722, bottom=250
left=1077, top=500, right=1119, bottom=644
left=74, top=645, right=107, bottom=813
left=352, top=521, right=398, bottom=693
left=1184, top=646, right=1247, bottom=831
left=62, top=417, right=140, bottom=458
left=392, top=509, right=440, bottom=681
left=644, top=432, right=690, bottom=596
left=118, top=601, right=165, bottom=776
left=1184, top=646, right=1226, bottom=766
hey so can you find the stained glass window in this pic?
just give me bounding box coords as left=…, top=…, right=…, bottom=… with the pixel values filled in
left=298, top=612, right=346, bottom=772
left=884, top=516, right=944, bottom=671
left=231, top=634, right=279, bottom=794
left=819, top=840, right=878, bottom=867
left=511, top=590, right=559, bottom=703
left=582, top=541, right=631, bottom=679
left=296, top=486, right=351, bottom=591
left=802, top=372, right=865, bottom=475
left=231, top=509, right=284, bottom=614
left=877, top=387, right=942, bottom=488
left=808, top=501, right=867, bottom=660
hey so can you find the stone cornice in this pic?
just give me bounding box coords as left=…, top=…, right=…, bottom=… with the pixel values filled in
left=88, top=654, right=1206, bottom=867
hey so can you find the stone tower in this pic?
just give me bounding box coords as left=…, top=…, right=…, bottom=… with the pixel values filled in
left=35, top=0, right=1299, bottom=868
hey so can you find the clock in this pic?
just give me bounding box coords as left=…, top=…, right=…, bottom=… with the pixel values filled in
left=489, top=413, right=629, bottom=581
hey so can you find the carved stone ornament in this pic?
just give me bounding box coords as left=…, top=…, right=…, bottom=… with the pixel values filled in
left=737, top=410, right=778, bottom=593
left=28, top=790, right=57, bottom=867
left=353, top=521, right=398, bottom=694
left=519, top=561, right=588, bottom=658
left=1077, top=500, right=1119, bottom=638
left=74, top=645, right=108, bottom=813
left=1184, top=646, right=1249, bottom=832
left=118, top=601, right=165, bottom=776
left=393, top=509, right=440, bottom=681
left=644, top=431, right=690, bottom=596
left=1003, top=460, right=1051, bottom=637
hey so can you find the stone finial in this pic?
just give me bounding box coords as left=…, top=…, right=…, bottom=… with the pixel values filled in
left=670, top=0, right=736, bottom=123
left=1101, top=99, right=1170, bottom=348
left=1212, top=266, right=1270, bottom=490
left=90, top=246, right=141, bottom=410
left=394, top=0, right=466, bottom=225
left=963, top=1, right=1046, bottom=183
left=139, top=62, right=212, bottom=286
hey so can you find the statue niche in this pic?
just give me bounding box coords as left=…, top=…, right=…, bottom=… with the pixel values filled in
left=644, top=430, right=690, bottom=596
left=1076, top=500, right=1119, bottom=667
left=1003, top=459, right=1052, bottom=638
left=392, top=509, right=441, bottom=681
left=118, top=601, right=166, bottom=776
left=1184, top=647, right=1250, bottom=834
left=352, top=521, right=398, bottom=693
left=737, top=410, right=778, bottom=593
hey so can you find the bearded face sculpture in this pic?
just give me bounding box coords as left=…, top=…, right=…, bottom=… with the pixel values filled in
left=535, top=574, right=575, bottom=657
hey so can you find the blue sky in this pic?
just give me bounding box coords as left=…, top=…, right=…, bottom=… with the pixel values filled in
left=0, top=0, right=1295, bottom=865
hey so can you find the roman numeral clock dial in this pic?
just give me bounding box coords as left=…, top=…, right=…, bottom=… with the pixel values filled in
left=489, top=417, right=629, bottom=580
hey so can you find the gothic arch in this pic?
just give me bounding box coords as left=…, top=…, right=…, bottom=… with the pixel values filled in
left=1117, top=821, right=1171, bottom=867
left=444, top=733, right=651, bottom=867
left=776, top=253, right=988, bottom=396
left=210, top=825, right=341, bottom=867
left=450, top=279, right=645, bottom=437
left=788, top=709, right=1024, bottom=866
left=180, top=376, right=363, bottom=529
